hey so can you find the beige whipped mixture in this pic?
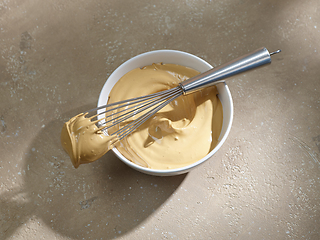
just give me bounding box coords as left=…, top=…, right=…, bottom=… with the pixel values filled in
left=60, top=113, right=117, bottom=168
left=108, top=63, right=223, bottom=169
left=61, top=63, right=223, bottom=169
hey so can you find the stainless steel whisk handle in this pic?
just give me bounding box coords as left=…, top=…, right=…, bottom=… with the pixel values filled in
left=179, top=47, right=281, bottom=95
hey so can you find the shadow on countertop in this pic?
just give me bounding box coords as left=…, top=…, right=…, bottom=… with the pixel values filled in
left=0, top=105, right=186, bottom=239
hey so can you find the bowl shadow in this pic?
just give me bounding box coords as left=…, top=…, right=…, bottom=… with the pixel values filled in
left=0, top=105, right=186, bottom=239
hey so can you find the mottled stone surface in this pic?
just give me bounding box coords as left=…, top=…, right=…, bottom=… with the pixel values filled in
left=0, top=0, right=319, bottom=239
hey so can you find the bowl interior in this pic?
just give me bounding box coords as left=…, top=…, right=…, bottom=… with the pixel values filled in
left=98, top=50, right=233, bottom=176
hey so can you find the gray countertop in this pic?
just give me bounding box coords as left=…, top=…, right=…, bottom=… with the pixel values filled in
left=1, top=0, right=319, bottom=239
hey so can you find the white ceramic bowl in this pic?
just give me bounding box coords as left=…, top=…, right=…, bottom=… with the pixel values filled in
left=98, top=50, right=233, bottom=176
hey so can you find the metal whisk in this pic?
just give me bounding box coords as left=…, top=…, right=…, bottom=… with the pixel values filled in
left=88, top=47, right=281, bottom=141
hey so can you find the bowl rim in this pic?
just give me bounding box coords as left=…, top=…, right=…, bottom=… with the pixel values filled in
left=98, top=49, right=233, bottom=175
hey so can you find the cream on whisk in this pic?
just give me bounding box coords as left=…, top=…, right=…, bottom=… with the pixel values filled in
left=60, top=113, right=117, bottom=168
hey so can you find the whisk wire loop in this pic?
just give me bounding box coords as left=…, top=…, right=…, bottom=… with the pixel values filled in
left=90, top=86, right=183, bottom=140
left=88, top=87, right=179, bottom=117
left=98, top=87, right=182, bottom=130
left=115, top=91, right=182, bottom=140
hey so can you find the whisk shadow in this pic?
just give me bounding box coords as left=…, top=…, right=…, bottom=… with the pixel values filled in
left=0, top=105, right=186, bottom=239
